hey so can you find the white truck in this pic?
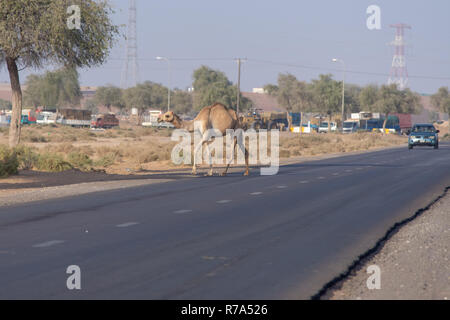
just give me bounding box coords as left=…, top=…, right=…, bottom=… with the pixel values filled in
left=318, top=122, right=337, bottom=133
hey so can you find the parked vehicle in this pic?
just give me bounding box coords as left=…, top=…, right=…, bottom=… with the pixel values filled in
left=241, top=109, right=295, bottom=131
left=91, top=114, right=119, bottom=129
left=57, top=109, right=92, bottom=127
left=318, top=122, right=337, bottom=133
left=408, top=124, right=439, bottom=150
left=36, top=111, right=56, bottom=125
left=4, top=114, right=29, bottom=125
left=22, top=109, right=37, bottom=124
left=342, top=120, right=359, bottom=133
left=392, top=113, right=412, bottom=135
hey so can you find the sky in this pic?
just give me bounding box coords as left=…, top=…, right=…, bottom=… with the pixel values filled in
left=1, top=0, right=449, bottom=94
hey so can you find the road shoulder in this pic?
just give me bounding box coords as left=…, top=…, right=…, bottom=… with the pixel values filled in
left=328, top=189, right=450, bottom=300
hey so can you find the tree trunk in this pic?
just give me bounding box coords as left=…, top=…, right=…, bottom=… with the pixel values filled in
left=299, top=111, right=303, bottom=136
left=6, top=57, right=22, bottom=148
left=328, top=114, right=332, bottom=132
left=383, top=113, right=389, bottom=133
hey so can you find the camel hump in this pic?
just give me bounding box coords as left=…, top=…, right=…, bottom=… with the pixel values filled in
left=210, top=102, right=238, bottom=122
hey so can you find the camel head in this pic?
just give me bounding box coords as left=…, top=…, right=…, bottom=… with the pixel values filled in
left=158, top=111, right=175, bottom=123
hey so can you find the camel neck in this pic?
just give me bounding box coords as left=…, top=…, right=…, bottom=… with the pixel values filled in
left=173, top=116, right=194, bottom=132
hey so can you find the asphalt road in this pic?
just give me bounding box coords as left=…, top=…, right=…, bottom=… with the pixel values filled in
left=1, top=143, right=449, bottom=299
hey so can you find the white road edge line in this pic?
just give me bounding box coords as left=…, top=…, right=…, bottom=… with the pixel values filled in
left=173, top=209, right=193, bottom=214
left=217, top=200, right=232, bottom=204
left=116, top=222, right=139, bottom=228
left=33, top=240, right=65, bottom=248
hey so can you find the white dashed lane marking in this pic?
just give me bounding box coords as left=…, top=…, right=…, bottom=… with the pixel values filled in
left=277, top=185, right=287, bottom=189
left=33, top=240, right=65, bottom=248
left=173, top=209, right=193, bottom=214
left=332, top=173, right=339, bottom=176
left=317, top=177, right=326, bottom=180
left=116, top=222, right=139, bottom=228
left=250, top=192, right=263, bottom=195
left=217, top=200, right=232, bottom=204
left=299, top=180, right=309, bottom=184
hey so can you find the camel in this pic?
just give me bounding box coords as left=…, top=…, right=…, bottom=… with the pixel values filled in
left=158, top=103, right=249, bottom=176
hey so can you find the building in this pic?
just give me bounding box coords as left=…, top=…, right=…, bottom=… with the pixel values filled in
left=242, top=90, right=286, bottom=112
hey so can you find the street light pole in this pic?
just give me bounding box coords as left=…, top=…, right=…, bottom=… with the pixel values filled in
left=156, top=56, right=171, bottom=112
left=332, top=58, right=346, bottom=125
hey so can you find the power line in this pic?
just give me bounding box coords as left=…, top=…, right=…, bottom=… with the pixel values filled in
left=111, top=56, right=449, bottom=81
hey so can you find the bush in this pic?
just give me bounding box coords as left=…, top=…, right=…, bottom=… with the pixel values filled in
left=67, top=152, right=93, bottom=170
left=14, top=145, right=38, bottom=170
left=94, top=153, right=117, bottom=167
left=35, top=153, right=73, bottom=172
left=0, top=145, right=19, bottom=177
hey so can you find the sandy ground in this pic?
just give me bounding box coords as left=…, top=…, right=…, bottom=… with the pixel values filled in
left=328, top=190, right=450, bottom=300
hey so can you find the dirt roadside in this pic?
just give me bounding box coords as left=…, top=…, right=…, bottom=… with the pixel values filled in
left=327, top=190, right=450, bottom=300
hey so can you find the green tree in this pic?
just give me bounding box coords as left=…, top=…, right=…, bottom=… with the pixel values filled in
left=0, top=0, right=119, bottom=147
left=359, top=85, right=379, bottom=111
left=311, top=74, right=342, bottom=129
left=344, top=84, right=362, bottom=113
left=122, top=81, right=168, bottom=115
left=373, top=84, right=422, bottom=130
left=171, top=89, right=193, bottom=115
left=192, top=65, right=251, bottom=112
left=431, top=87, right=450, bottom=133
left=24, top=67, right=82, bottom=108
left=0, top=98, right=12, bottom=110
left=94, top=85, right=124, bottom=111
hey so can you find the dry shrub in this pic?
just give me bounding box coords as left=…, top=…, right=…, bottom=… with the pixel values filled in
left=0, top=145, right=18, bottom=177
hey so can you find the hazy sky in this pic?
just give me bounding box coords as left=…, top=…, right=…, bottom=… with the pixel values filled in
left=1, top=0, right=449, bottom=94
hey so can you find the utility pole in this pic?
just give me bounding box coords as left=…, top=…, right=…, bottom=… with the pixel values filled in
left=332, top=58, right=346, bottom=124
left=235, top=58, right=246, bottom=115
left=156, top=56, right=171, bottom=111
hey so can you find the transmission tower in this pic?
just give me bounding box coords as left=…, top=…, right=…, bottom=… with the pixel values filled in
left=388, top=23, right=411, bottom=90
left=121, top=0, right=139, bottom=88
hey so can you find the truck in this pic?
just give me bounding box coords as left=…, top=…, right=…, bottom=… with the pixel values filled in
left=91, top=113, right=119, bottom=129
left=241, top=109, right=299, bottom=131
left=391, top=113, right=412, bottom=135
left=342, top=120, right=359, bottom=133
left=22, top=109, right=37, bottom=124
left=318, top=121, right=337, bottom=133
left=36, top=111, right=57, bottom=125
left=56, top=109, right=92, bottom=127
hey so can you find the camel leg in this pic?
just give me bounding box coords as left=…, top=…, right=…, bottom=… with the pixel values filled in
left=192, top=131, right=210, bottom=175
left=204, top=141, right=214, bottom=176
left=192, top=140, right=203, bottom=175
left=221, top=137, right=237, bottom=176
left=236, top=137, right=249, bottom=176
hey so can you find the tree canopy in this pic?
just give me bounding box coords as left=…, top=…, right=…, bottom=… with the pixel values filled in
left=192, top=66, right=252, bottom=112
left=0, top=0, right=119, bottom=146
left=94, top=85, right=124, bottom=111
left=431, top=87, right=450, bottom=116
left=24, top=67, right=82, bottom=108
